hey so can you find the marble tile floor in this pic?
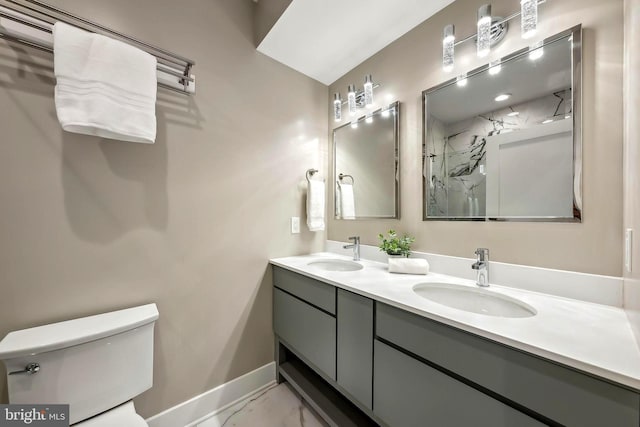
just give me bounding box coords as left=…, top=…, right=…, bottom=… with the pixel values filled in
left=197, top=383, right=327, bottom=427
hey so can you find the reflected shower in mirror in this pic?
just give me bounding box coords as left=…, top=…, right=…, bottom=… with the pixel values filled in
left=334, top=102, right=399, bottom=219
left=423, top=26, right=582, bottom=222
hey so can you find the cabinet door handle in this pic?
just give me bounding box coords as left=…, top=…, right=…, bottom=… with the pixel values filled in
left=8, top=363, right=40, bottom=375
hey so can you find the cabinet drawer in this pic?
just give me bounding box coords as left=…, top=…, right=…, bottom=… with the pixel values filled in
left=374, top=340, right=544, bottom=427
left=274, top=288, right=336, bottom=380
left=377, top=303, right=640, bottom=427
left=273, top=266, right=336, bottom=314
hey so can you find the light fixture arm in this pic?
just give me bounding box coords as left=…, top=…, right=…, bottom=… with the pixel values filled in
left=340, top=83, right=381, bottom=107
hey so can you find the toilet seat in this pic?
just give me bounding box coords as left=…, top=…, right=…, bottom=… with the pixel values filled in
left=74, top=401, right=147, bottom=427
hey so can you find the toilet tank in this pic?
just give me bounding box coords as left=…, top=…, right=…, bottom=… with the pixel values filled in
left=0, top=304, right=159, bottom=425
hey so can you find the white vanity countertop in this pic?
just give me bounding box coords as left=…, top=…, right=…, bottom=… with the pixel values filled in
left=270, top=252, right=640, bottom=391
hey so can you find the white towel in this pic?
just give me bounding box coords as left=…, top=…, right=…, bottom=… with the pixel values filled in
left=338, top=182, right=356, bottom=219
left=388, top=258, right=430, bottom=275
left=306, top=179, right=325, bottom=231
left=53, top=22, right=157, bottom=144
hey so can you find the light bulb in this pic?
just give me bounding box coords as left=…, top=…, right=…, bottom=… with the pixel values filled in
left=477, top=4, right=492, bottom=58
left=348, top=84, right=357, bottom=116
left=494, top=93, right=511, bottom=102
left=442, top=24, right=455, bottom=72
left=456, top=74, right=468, bottom=87
left=364, top=75, right=374, bottom=107
left=489, top=59, right=501, bottom=75
left=333, top=93, right=342, bottom=122
left=521, top=0, right=538, bottom=39
left=529, top=41, right=544, bottom=60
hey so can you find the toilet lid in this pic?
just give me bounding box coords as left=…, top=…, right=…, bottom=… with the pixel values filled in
left=74, top=401, right=147, bottom=427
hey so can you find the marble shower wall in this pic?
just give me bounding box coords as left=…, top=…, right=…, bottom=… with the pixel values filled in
left=427, top=89, right=572, bottom=218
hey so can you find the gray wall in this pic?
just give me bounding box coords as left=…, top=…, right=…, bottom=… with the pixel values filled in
left=0, top=0, right=327, bottom=418
left=328, top=0, right=624, bottom=276
left=623, top=0, right=640, bottom=343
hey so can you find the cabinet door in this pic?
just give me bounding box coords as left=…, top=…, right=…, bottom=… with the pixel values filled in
left=373, top=340, right=544, bottom=427
left=337, top=289, right=373, bottom=409
left=273, top=289, right=336, bottom=380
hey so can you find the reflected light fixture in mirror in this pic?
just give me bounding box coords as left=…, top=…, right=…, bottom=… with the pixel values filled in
left=350, top=119, right=358, bottom=129
left=477, top=4, right=492, bottom=58
left=456, top=74, right=468, bottom=87
left=365, top=113, right=373, bottom=124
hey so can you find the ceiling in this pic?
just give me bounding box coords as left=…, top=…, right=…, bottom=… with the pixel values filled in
left=256, top=0, right=456, bottom=85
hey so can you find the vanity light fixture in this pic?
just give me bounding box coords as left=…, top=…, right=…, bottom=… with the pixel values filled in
left=365, top=113, right=373, bottom=124
left=456, top=74, right=468, bottom=87
left=364, top=75, right=374, bottom=107
left=348, top=84, right=357, bottom=116
left=442, top=24, right=455, bottom=72
left=488, top=59, right=502, bottom=75
left=333, top=93, right=342, bottom=122
left=529, top=40, right=544, bottom=60
left=440, top=1, right=545, bottom=72
left=494, top=93, right=511, bottom=102
left=333, top=76, right=380, bottom=120
left=520, top=0, right=538, bottom=39
left=477, top=4, right=492, bottom=58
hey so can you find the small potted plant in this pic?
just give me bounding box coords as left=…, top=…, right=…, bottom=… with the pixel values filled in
left=378, top=230, right=415, bottom=259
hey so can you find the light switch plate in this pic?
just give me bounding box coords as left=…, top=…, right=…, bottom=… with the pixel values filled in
left=626, top=228, right=633, bottom=273
left=291, top=217, right=300, bottom=234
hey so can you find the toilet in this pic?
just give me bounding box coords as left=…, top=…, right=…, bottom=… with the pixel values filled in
left=0, top=303, right=159, bottom=426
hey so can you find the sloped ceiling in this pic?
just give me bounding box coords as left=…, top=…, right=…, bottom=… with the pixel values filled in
left=257, top=0, right=456, bottom=85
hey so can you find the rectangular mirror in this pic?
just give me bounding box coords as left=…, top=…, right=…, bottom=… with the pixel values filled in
left=423, top=26, right=582, bottom=222
left=333, top=102, right=400, bottom=219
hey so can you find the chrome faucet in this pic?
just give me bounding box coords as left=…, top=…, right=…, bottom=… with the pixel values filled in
left=343, top=236, right=360, bottom=261
left=471, top=248, right=490, bottom=287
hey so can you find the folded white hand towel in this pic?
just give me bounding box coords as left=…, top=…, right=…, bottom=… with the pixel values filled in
left=338, top=182, right=356, bottom=219
left=307, top=179, right=325, bottom=232
left=53, top=22, right=158, bottom=143
left=388, top=258, right=430, bottom=275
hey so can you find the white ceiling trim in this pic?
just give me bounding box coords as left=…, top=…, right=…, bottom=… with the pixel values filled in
left=257, top=0, right=456, bottom=85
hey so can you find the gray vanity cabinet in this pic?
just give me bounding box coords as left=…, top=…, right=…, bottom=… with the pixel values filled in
left=273, top=267, right=337, bottom=380
left=376, top=302, right=640, bottom=427
left=374, top=340, right=544, bottom=427
left=337, top=289, right=374, bottom=409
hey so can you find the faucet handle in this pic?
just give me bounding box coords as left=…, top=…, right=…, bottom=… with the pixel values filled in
left=348, top=236, right=360, bottom=242
left=475, top=248, right=489, bottom=260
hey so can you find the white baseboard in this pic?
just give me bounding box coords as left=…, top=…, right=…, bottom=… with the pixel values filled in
left=146, top=362, right=277, bottom=427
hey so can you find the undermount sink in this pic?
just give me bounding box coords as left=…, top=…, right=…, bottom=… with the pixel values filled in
left=412, top=283, right=536, bottom=318
left=307, top=259, right=363, bottom=272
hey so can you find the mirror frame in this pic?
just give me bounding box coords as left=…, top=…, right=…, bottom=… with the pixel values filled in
left=333, top=101, right=401, bottom=220
left=422, top=25, right=582, bottom=222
